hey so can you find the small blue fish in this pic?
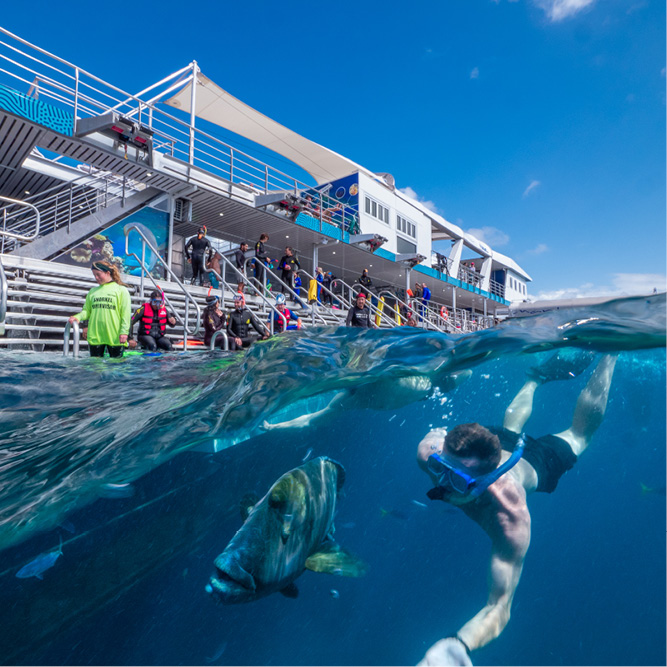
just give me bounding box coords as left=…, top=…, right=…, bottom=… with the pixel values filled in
left=16, top=536, right=63, bottom=580
left=59, top=519, right=76, bottom=534
left=411, top=500, right=427, bottom=509
left=302, top=448, right=313, bottom=462
left=205, top=640, right=228, bottom=663
left=330, top=589, right=340, bottom=599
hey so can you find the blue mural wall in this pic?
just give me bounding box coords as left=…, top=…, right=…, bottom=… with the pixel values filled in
left=55, top=207, right=169, bottom=279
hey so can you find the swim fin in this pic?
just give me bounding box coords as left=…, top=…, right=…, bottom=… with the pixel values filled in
left=527, top=349, right=596, bottom=383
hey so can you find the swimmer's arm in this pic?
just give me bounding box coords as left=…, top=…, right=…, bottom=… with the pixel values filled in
left=456, top=544, right=526, bottom=652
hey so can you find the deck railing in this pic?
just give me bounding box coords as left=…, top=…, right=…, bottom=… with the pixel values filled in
left=0, top=28, right=356, bottom=235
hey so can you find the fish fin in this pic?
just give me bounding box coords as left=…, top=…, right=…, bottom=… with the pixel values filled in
left=280, top=583, right=299, bottom=599
left=239, top=493, right=260, bottom=521
left=305, top=543, right=368, bottom=578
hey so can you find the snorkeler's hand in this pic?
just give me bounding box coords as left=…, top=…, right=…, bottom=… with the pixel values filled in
left=68, top=316, right=78, bottom=324
left=119, top=335, right=128, bottom=345
left=128, top=339, right=137, bottom=349
left=417, top=638, right=472, bottom=666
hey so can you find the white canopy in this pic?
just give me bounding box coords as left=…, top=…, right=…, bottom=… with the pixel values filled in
left=164, top=72, right=377, bottom=185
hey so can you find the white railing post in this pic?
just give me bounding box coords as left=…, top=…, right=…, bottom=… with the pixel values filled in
left=189, top=62, right=198, bottom=167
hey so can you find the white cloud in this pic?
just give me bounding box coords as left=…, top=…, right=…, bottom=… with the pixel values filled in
left=466, top=226, right=510, bottom=247
left=527, top=243, right=549, bottom=255
left=398, top=186, right=441, bottom=214
left=532, top=273, right=666, bottom=301
left=534, top=0, right=597, bottom=21
left=522, top=180, right=541, bottom=198
left=470, top=67, right=480, bottom=79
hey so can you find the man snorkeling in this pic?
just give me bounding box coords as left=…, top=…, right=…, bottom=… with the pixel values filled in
left=416, top=352, right=617, bottom=666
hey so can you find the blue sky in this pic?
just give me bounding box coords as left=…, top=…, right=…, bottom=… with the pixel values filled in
left=2, top=0, right=665, bottom=299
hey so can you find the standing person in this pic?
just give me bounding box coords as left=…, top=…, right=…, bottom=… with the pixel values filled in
left=293, top=271, right=303, bottom=305
left=68, top=260, right=131, bottom=358
left=270, top=293, right=302, bottom=333
left=315, top=266, right=325, bottom=304
left=416, top=352, right=616, bottom=666
left=185, top=226, right=212, bottom=287
left=203, top=294, right=237, bottom=350
left=234, top=241, right=249, bottom=294
left=278, top=246, right=300, bottom=295
left=128, top=289, right=176, bottom=352
left=207, top=250, right=223, bottom=289
left=359, top=269, right=373, bottom=297
left=227, top=292, right=270, bottom=350
left=421, top=282, right=432, bottom=319
left=322, top=271, right=334, bottom=306
left=254, top=233, right=271, bottom=291
left=345, top=292, right=376, bottom=329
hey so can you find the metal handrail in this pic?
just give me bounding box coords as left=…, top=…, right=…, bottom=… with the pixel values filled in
left=349, top=281, right=400, bottom=328
left=376, top=289, right=411, bottom=327
left=213, top=257, right=283, bottom=335
left=241, top=257, right=328, bottom=327
left=0, top=196, right=41, bottom=241
left=209, top=329, right=229, bottom=351
left=297, top=268, right=349, bottom=323
left=63, top=319, right=80, bottom=357
left=0, top=257, right=7, bottom=335
left=124, top=224, right=201, bottom=347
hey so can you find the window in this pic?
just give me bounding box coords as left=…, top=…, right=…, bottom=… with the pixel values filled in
left=397, top=237, right=417, bottom=254
left=396, top=214, right=416, bottom=239
left=364, top=195, right=389, bottom=224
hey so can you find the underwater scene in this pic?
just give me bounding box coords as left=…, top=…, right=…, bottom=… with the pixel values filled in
left=0, top=294, right=665, bottom=666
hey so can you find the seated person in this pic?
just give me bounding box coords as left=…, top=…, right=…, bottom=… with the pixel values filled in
left=271, top=293, right=301, bottom=333
left=346, top=292, right=376, bottom=329
left=203, top=294, right=237, bottom=350
left=128, top=289, right=176, bottom=352
left=227, top=292, right=270, bottom=349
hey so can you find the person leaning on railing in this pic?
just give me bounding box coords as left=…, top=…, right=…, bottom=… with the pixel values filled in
left=68, top=260, right=131, bottom=358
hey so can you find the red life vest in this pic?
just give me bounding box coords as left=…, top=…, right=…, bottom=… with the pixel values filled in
left=140, top=303, right=168, bottom=336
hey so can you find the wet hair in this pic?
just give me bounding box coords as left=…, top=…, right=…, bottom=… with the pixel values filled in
left=92, top=260, right=128, bottom=286
left=149, top=289, right=163, bottom=301
left=444, top=423, right=501, bottom=472
left=240, top=241, right=248, bottom=248
left=259, top=233, right=269, bottom=241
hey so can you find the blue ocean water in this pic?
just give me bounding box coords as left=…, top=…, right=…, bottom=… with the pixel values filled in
left=0, top=294, right=664, bottom=666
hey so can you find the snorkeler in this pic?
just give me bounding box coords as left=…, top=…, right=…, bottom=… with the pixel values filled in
left=226, top=293, right=270, bottom=349
left=416, top=351, right=617, bottom=666
left=184, top=226, right=212, bottom=287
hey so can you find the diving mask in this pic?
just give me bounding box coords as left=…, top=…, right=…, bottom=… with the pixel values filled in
left=427, top=433, right=525, bottom=500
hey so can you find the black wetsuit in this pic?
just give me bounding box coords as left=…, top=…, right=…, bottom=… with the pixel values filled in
left=359, top=274, right=373, bottom=297
left=278, top=254, right=300, bottom=293
left=346, top=304, right=373, bottom=328
left=204, top=307, right=237, bottom=350
left=185, top=235, right=212, bottom=286
left=254, top=240, right=270, bottom=287
left=227, top=307, right=266, bottom=348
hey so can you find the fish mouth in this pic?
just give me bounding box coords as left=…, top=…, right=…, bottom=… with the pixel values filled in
left=207, top=556, right=257, bottom=604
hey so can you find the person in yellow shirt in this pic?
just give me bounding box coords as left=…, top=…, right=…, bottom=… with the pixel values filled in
left=68, top=261, right=132, bottom=358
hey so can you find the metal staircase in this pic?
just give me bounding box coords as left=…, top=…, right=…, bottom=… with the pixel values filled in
left=0, top=255, right=348, bottom=353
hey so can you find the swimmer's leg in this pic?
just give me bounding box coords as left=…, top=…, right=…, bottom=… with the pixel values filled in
left=262, top=391, right=347, bottom=431
left=503, top=379, right=540, bottom=434
left=554, top=354, right=617, bottom=456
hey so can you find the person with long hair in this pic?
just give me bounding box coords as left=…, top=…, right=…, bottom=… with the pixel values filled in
left=68, top=261, right=132, bottom=357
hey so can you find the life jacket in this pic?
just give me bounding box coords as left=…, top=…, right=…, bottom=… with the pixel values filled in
left=440, top=306, right=448, bottom=320
left=141, top=303, right=167, bottom=336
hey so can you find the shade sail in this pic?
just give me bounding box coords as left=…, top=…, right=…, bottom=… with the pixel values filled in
left=164, top=73, right=376, bottom=185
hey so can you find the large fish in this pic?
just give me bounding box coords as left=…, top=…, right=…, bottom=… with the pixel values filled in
left=206, top=457, right=366, bottom=604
